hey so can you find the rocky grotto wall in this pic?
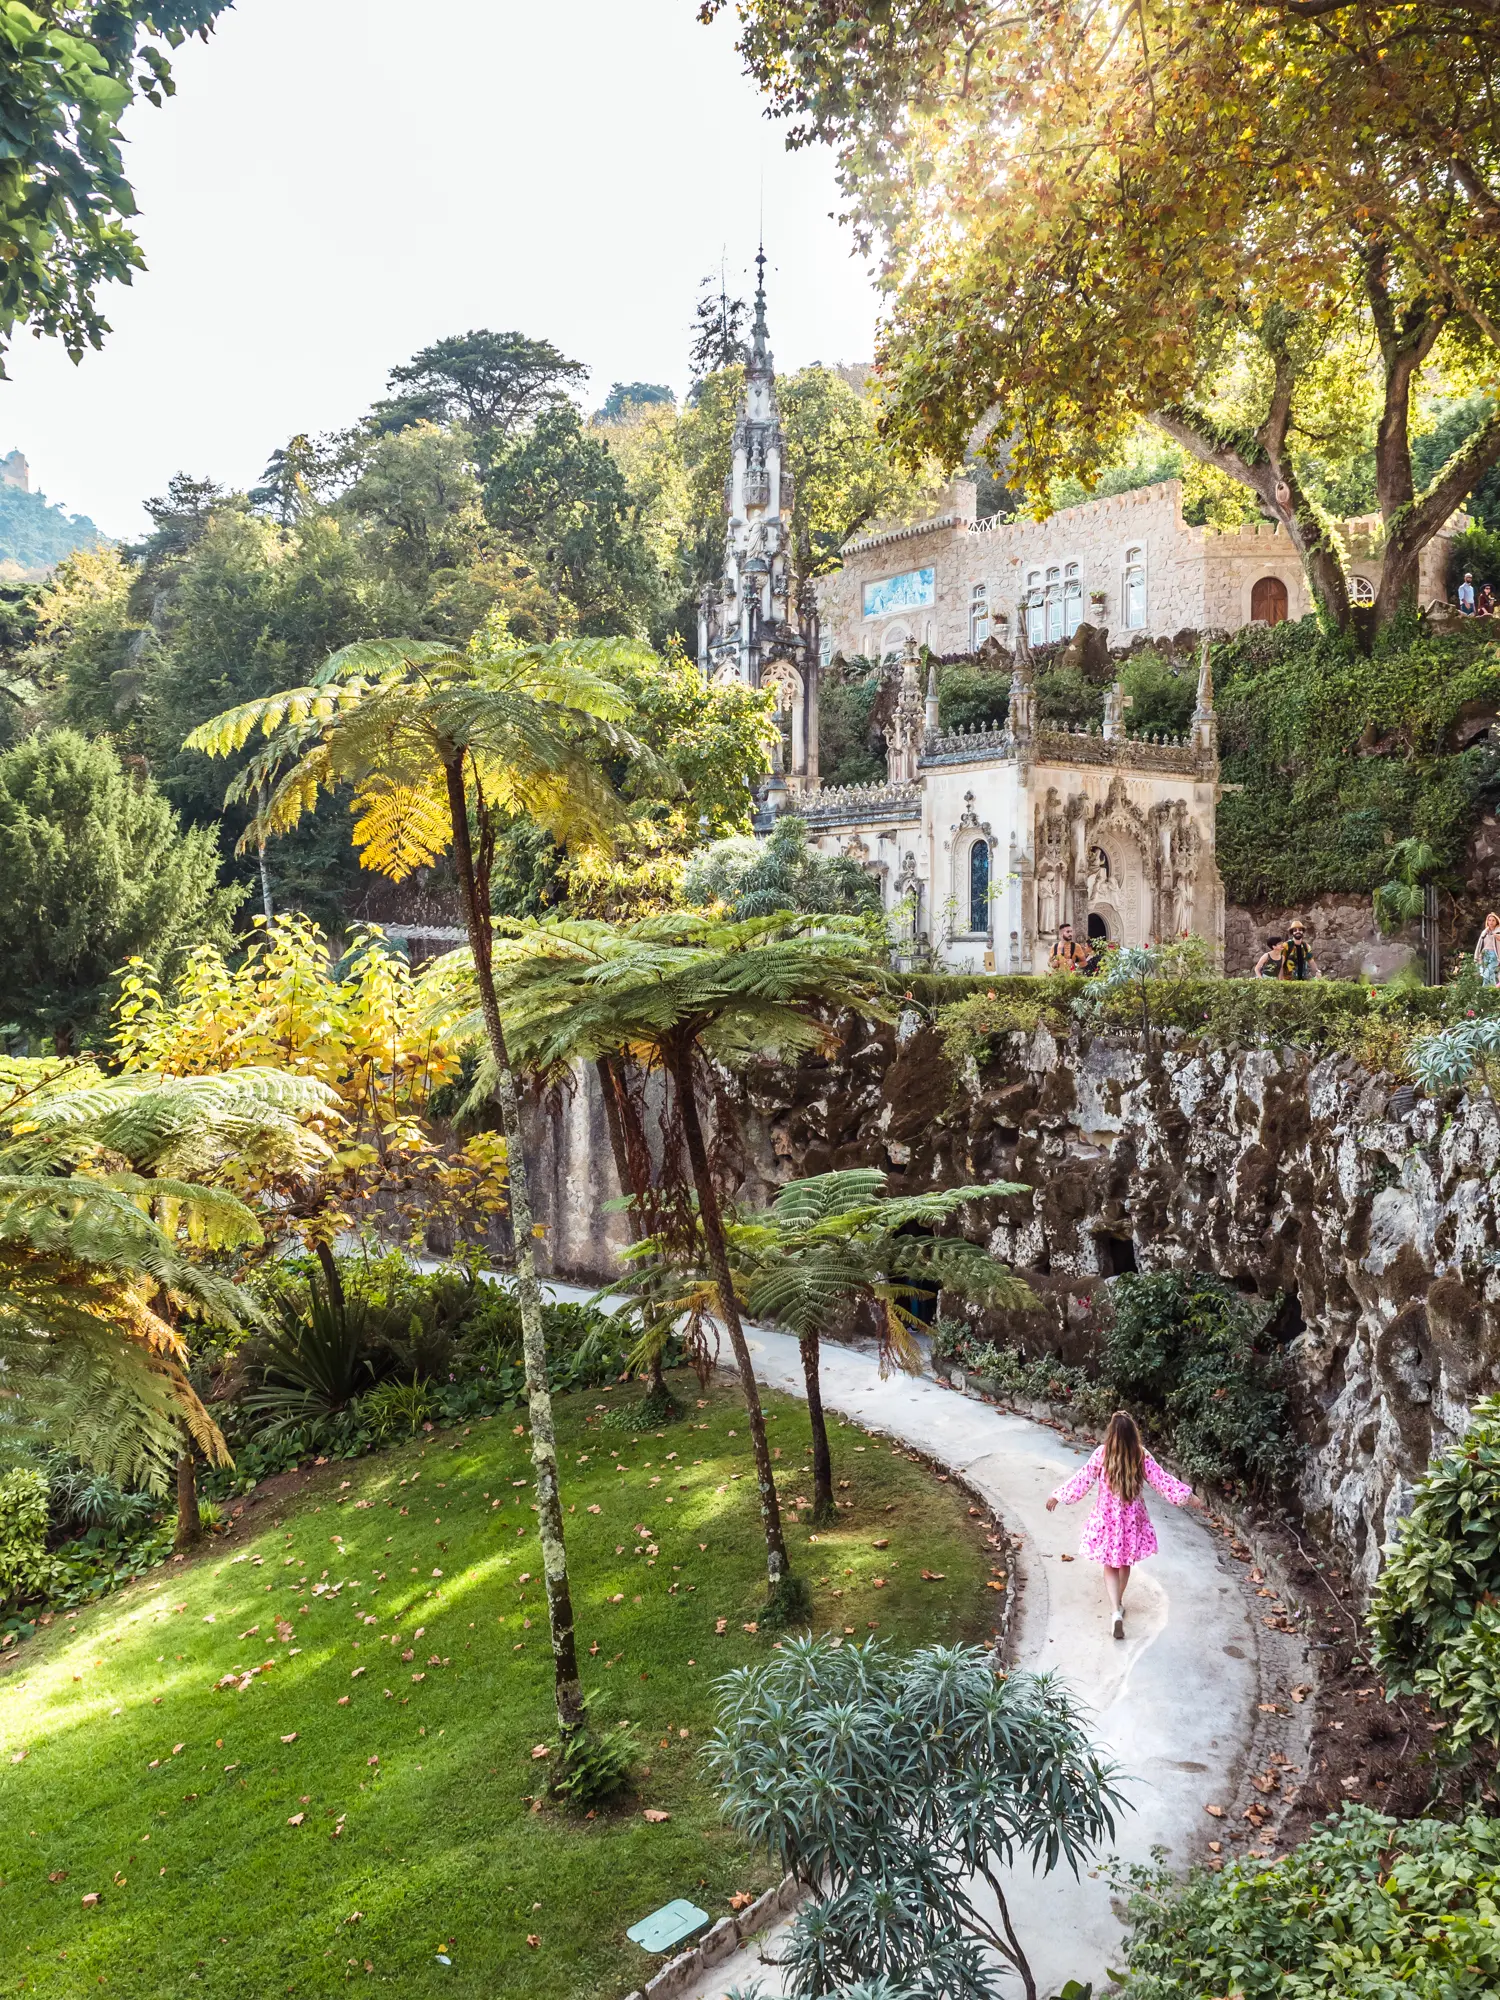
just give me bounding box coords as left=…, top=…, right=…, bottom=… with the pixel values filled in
left=526, top=1015, right=1500, bottom=1592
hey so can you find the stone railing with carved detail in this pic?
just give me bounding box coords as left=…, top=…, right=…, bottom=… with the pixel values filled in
left=919, top=723, right=1013, bottom=765
left=797, top=780, right=924, bottom=826
left=1034, top=725, right=1201, bottom=775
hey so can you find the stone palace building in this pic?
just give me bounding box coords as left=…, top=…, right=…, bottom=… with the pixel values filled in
left=696, top=268, right=1463, bottom=973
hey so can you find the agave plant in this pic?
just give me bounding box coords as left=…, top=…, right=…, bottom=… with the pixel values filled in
left=243, top=1273, right=391, bottom=1434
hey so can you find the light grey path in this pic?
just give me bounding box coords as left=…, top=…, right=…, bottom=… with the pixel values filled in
left=538, top=1286, right=1261, bottom=2000
left=702, top=1330, right=1256, bottom=2000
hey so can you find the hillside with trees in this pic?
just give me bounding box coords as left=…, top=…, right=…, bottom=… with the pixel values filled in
left=0, top=477, right=108, bottom=580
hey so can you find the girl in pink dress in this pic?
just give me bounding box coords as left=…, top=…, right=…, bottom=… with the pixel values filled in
left=1045, top=1409, right=1199, bottom=1640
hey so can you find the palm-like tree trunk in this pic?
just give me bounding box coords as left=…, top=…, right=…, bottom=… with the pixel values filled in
left=444, top=756, right=584, bottom=1736
left=799, top=1333, right=835, bottom=1521
left=665, top=1031, right=790, bottom=1589
left=174, top=1438, right=200, bottom=1551
left=595, top=1054, right=666, bottom=1399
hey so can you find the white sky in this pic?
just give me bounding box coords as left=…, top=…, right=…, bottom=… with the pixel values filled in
left=0, top=0, right=880, bottom=539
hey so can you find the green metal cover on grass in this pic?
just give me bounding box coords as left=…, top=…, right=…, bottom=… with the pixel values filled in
left=626, top=1899, right=710, bottom=1953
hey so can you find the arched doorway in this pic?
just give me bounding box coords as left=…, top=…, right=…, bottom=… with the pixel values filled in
left=1087, top=912, right=1110, bottom=945
left=1251, top=575, right=1289, bottom=625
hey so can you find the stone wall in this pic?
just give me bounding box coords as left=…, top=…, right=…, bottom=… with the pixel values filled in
left=529, top=1019, right=1500, bottom=1591
left=1225, top=893, right=1415, bottom=981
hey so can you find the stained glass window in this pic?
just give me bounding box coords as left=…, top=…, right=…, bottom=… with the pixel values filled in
left=969, top=840, right=990, bottom=933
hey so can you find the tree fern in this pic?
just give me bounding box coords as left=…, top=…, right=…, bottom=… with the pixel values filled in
left=188, top=624, right=662, bottom=1740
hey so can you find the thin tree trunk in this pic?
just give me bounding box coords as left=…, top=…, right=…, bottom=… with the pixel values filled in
left=595, top=1054, right=641, bottom=1242
left=666, top=1032, right=789, bottom=1588
left=596, top=1053, right=668, bottom=1399
left=800, top=1332, right=835, bottom=1520
left=174, top=1442, right=200, bottom=1551
left=444, top=754, right=584, bottom=1734
left=258, top=845, right=274, bottom=922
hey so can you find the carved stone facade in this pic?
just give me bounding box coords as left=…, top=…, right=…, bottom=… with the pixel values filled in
left=696, top=250, right=819, bottom=790
left=795, top=639, right=1225, bottom=972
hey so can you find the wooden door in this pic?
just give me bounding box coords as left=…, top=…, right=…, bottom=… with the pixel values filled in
left=1251, top=575, right=1289, bottom=624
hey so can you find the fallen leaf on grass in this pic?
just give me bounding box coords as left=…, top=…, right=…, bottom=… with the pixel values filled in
left=287, top=1813, right=305, bottom=1827
left=337, top=1695, right=350, bottom=1706
left=48, top=1870, right=67, bottom=1883
left=742, top=1621, right=758, bottom=1634
left=642, top=1809, right=670, bottom=1822
left=530, top=1744, right=551, bottom=1760
left=986, top=1581, right=1006, bottom=1593
left=728, top=1892, right=753, bottom=1911
left=871, top=1539, right=889, bottom=1550
left=281, top=1733, right=298, bottom=1744
left=920, top=1571, right=946, bottom=1582
left=714, top=1618, right=727, bottom=1634
left=81, top=1892, right=100, bottom=1907
left=872, top=1579, right=886, bottom=1590
left=10, top=1749, right=26, bottom=1764
left=1204, top=1805, right=1224, bottom=1818
left=526, top=1935, right=540, bottom=1949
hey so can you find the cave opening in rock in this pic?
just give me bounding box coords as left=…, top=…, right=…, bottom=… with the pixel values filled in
left=1094, top=1232, right=1138, bottom=1276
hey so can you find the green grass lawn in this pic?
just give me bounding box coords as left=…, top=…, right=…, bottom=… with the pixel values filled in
left=0, top=1372, right=1000, bottom=1999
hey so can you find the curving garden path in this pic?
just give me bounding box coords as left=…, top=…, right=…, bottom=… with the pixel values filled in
left=694, top=1325, right=1267, bottom=2000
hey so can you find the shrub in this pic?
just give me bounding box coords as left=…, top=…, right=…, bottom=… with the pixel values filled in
left=1101, top=1273, right=1293, bottom=1491
left=1117, top=1805, right=1500, bottom=2000
left=550, top=1714, right=637, bottom=1810
left=931, top=974, right=1500, bottom=1077
left=359, top=1378, right=435, bottom=1441
left=1369, top=1394, right=1500, bottom=1751
left=936, top=1273, right=1293, bottom=1494
left=707, top=1635, right=1124, bottom=1999
left=0, top=1468, right=61, bottom=1610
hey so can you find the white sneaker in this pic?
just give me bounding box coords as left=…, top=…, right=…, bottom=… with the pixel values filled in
left=1112, top=1612, right=1124, bottom=1641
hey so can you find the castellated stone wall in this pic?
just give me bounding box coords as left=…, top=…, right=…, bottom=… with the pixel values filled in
left=525, top=1020, right=1500, bottom=1593
left=816, top=478, right=1461, bottom=664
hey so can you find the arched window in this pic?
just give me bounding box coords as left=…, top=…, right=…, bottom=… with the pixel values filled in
left=1063, top=561, right=1083, bottom=636
left=1124, top=548, right=1147, bottom=630
left=969, top=582, right=989, bottom=651
left=1045, top=565, right=1064, bottom=641
left=969, top=840, right=991, bottom=933
left=1349, top=575, right=1375, bottom=607
left=882, top=622, right=911, bottom=663
left=1250, top=575, right=1288, bottom=625
left=1027, top=569, right=1045, bottom=645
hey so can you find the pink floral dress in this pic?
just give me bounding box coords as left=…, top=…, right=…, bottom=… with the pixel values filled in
left=1050, top=1446, right=1192, bottom=1566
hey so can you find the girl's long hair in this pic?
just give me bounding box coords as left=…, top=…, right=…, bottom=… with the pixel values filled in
left=1102, top=1410, right=1144, bottom=1503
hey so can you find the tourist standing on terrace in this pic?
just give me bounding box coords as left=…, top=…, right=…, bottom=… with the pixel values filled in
left=1278, top=921, right=1320, bottom=980
left=1049, top=923, right=1092, bottom=973
left=1475, top=913, right=1500, bottom=987
left=1254, top=934, right=1285, bottom=977
left=1046, top=1410, right=1200, bottom=1641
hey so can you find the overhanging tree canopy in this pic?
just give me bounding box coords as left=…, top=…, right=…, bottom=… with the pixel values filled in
left=0, top=2, right=228, bottom=367
left=713, top=0, right=1500, bottom=638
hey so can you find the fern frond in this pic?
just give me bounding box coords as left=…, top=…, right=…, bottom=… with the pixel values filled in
left=350, top=770, right=453, bottom=878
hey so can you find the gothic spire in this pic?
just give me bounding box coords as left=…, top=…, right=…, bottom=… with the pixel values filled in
left=750, top=243, right=770, bottom=370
